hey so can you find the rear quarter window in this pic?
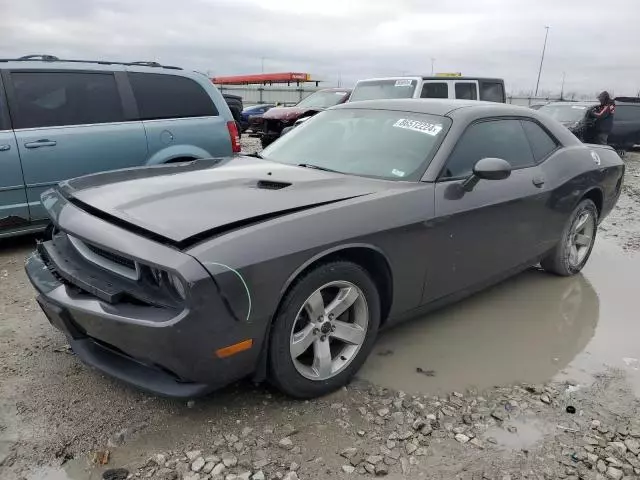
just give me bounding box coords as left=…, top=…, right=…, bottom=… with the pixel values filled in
left=128, top=72, right=218, bottom=121
left=521, top=120, right=559, bottom=162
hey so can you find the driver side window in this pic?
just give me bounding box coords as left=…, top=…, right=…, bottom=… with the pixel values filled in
left=441, top=119, right=535, bottom=179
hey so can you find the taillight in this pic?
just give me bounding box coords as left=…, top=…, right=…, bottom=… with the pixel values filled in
left=227, top=121, right=241, bottom=153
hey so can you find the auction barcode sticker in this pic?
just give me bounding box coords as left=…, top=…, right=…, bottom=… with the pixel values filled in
left=393, top=118, right=443, bottom=136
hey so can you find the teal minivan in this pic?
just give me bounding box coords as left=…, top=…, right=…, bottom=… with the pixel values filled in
left=0, top=55, right=240, bottom=238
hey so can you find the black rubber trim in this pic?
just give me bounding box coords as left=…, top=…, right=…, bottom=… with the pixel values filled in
left=36, top=295, right=87, bottom=340
left=69, top=338, right=211, bottom=398
left=38, top=240, right=125, bottom=303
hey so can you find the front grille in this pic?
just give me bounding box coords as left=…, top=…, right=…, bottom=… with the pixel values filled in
left=67, top=235, right=139, bottom=281
left=85, top=243, right=135, bottom=270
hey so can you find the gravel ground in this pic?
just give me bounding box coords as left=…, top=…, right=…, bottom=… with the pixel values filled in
left=0, top=143, right=639, bottom=480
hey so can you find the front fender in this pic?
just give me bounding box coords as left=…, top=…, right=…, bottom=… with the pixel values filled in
left=278, top=242, right=391, bottom=298
left=146, top=145, right=212, bottom=165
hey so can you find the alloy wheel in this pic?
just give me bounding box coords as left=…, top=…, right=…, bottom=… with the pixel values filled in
left=567, top=210, right=595, bottom=268
left=289, top=281, right=369, bottom=381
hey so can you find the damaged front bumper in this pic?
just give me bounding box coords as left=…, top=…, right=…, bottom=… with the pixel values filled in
left=25, top=190, right=263, bottom=398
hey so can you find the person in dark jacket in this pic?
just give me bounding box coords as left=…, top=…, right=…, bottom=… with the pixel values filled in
left=590, top=91, right=616, bottom=144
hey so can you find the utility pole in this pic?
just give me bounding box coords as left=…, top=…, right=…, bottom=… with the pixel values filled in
left=534, top=26, right=550, bottom=97
left=560, top=71, right=566, bottom=100
left=431, top=58, right=435, bottom=76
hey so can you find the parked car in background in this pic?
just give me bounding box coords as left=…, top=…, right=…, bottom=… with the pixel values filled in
left=539, top=98, right=640, bottom=150
left=222, top=93, right=244, bottom=130
left=240, top=104, right=275, bottom=133
left=0, top=55, right=239, bottom=239
left=26, top=99, right=623, bottom=399
left=350, top=76, right=506, bottom=103
left=260, top=88, right=351, bottom=147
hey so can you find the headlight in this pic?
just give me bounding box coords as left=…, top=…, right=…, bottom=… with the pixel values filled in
left=147, top=267, right=187, bottom=300
left=168, top=273, right=187, bottom=300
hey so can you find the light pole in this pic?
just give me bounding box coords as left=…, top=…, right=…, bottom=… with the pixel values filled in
left=534, top=26, right=550, bottom=97
left=560, top=71, right=566, bottom=100
left=431, top=58, right=435, bottom=75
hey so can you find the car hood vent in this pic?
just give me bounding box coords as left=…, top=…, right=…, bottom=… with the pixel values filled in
left=255, top=180, right=291, bottom=190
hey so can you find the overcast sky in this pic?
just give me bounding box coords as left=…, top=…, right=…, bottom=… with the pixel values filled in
left=1, top=0, right=638, bottom=97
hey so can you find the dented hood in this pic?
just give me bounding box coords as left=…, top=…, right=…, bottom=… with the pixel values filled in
left=60, top=157, right=386, bottom=246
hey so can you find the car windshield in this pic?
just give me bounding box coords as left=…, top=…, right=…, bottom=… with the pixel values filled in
left=539, top=104, right=591, bottom=122
left=261, top=108, right=450, bottom=181
left=350, top=79, right=418, bottom=102
left=296, top=90, right=348, bottom=109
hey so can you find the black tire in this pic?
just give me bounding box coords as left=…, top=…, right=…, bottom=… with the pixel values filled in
left=268, top=261, right=381, bottom=398
left=541, top=199, right=598, bottom=276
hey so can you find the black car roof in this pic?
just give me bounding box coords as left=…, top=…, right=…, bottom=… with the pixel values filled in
left=334, top=98, right=528, bottom=117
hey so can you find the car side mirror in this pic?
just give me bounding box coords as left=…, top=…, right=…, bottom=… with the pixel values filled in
left=461, top=157, right=511, bottom=192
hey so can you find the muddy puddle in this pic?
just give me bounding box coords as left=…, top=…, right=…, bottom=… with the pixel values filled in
left=483, top=417, right=553, bottom=451
left=360, top=238, right=640, bottom=395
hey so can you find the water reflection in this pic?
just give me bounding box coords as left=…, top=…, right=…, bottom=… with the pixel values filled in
left=359, top=268, right=598, bottom=394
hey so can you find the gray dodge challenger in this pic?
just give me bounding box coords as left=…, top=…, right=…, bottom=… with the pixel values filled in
left=25, top=99, right=624, bottom=398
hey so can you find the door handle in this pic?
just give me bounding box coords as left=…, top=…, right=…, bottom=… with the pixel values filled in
left=0, top=144, right=10, bottom=152
left=24, top=139, right=57, bottom=149
left=532, top=175, right=545, bottom=187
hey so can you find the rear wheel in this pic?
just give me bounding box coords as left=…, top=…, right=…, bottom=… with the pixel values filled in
left=268, top=261, right=380, bottom=398
left=541, top=199, right=598, bottom=276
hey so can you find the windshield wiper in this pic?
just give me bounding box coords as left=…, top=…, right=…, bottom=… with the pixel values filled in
left=245, top=152, right=263, bottom=159
left=297, top=163, right=341, bottom=174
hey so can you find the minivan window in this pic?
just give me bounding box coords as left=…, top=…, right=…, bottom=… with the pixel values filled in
left=0, top=87, right=9, bottom=130
left=129, top=73, right=217, bottom=121
left=420, top=82, right=448, bottom=99
left=350, top=79, right=417, bottom=102
left=479, top=81, right=505, bottom=102
left=9, top=72, right=124, bottom=129
left=455, top=82, right=477, bottom=100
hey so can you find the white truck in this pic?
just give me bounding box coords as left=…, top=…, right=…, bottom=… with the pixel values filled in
left=350, top=75, right=506, bottom=103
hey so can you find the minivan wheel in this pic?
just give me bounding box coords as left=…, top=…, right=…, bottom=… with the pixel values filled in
left=541, top=199, right=598, bottom=276
left=268, top=261, right=380, bottom=398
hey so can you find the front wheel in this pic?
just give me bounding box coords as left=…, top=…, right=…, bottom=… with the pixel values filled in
left=541, top=199, right=598, bottom=276
left=268, top=261, right=380, bottom=398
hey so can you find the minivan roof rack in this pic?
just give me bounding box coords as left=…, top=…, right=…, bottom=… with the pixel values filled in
left=0, top=55, right=182, bottom=70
